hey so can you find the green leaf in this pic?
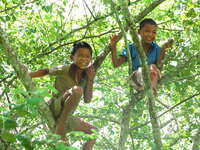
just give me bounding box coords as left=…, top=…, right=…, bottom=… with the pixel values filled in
left=42, top=5, right=52, bottom=13
left=0, top=118, right=3, bottom=129
left=17, top=135, right=33, bottom=150
left=2, top=0, right=7, bottom=4
left=6, top=16, right=10, bottom=21
left=15, top=109, right=28, bottom=117
left=33, top=88, right=51, bottom=97
left=1, top=132, right=16, bottom=142
left=4, top=119, right=17, bottom=130
left=27, top=96, right=43, bottom=105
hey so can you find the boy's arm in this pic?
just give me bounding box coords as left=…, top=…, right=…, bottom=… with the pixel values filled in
left=29, top=69, right=49, bottom=78
left=110, top=34, right=127, bottom=68
left=83, top=66, right=96, bottom=103
left=157, top=39, right=173, bottom=65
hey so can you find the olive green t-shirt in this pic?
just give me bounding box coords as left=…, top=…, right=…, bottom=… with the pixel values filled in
left=49, top=64, right=76, bottom=94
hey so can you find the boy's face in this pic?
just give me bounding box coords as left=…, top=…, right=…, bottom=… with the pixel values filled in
left=71, top=48, right=92, bottom=69
left=138, top=24, right=157, bottom=44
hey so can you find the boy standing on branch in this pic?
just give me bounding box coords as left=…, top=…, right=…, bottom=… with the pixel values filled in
left=30, top=41, right=97, bottom=150
left=110, top=18, right=173, bottom=94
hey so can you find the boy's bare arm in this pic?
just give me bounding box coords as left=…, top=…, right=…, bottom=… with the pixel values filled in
left=29, top=69, right=49, bottom=78
left=110, top=35, right=127, bottom=68
left=83, top=66, right=95, bottom=103
left=157, top=39, right=173, bottom=65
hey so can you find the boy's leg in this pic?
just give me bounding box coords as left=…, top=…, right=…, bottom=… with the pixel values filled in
left=55, top=86, right=83, bottom=140
left=78, top=122, right=97, bottom=150
left=150, top=64, right=160, bottom=95
left=128, top=68, right=144, bottom=90
left=68, top=117, right=97, bottom=150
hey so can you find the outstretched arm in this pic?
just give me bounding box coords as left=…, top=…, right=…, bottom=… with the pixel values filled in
left=83, top=65, right=96, bottom=103
left=110, top=34, right=127, bottom=68
left=29, top=69, right=49, bottom=78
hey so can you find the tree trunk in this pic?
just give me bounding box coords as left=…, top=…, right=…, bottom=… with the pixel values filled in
left=191, top=128, right=200, bottom=150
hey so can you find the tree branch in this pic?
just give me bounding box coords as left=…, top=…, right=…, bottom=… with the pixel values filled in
left=134, top=0, right=167, bottom=23
left=0, top=26, right=55, bottom=130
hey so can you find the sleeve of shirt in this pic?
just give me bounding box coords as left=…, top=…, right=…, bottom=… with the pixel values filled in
left=49, top=65, right=68, bottom=76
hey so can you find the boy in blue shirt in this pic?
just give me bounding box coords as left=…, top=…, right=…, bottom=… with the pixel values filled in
left=110, top=18, right=173, bottom=94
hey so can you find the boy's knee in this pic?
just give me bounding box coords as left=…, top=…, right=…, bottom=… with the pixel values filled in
left=71, top=86, right=83, bottom=98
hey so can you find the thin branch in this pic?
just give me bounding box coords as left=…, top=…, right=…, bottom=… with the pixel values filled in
left=101, top=133, right=118, bottom=150
left=82, top=0, right=96, bottom=19
left=160, top=51, right=200, bottom=85
left=43, top=16, right=109, bottom=51
left=0, top=73, right=14, bottom=83
left=29, top=29, right=116, bottom=62
left=130, top=93, right=200, bottom=131
left=38, top=10, right=50, bottom=42
left=62, top=0, right=75, bottom=29
left=0, top=0, right=39, bottom=13
left=171, top=73, right=200, bottom=82
left=34, top=1, right=147, bottom=61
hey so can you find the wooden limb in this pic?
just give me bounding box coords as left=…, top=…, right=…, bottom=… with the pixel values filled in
left=93, top=45, right=111, bottom=71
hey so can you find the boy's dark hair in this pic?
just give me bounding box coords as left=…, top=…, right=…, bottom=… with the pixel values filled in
left=71, top=41, right=92, bottom=56
left=139, top=18, right=157, bottom=29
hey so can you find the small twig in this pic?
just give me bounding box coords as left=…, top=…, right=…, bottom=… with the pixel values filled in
left=82, top=0, right=96, bottom=19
